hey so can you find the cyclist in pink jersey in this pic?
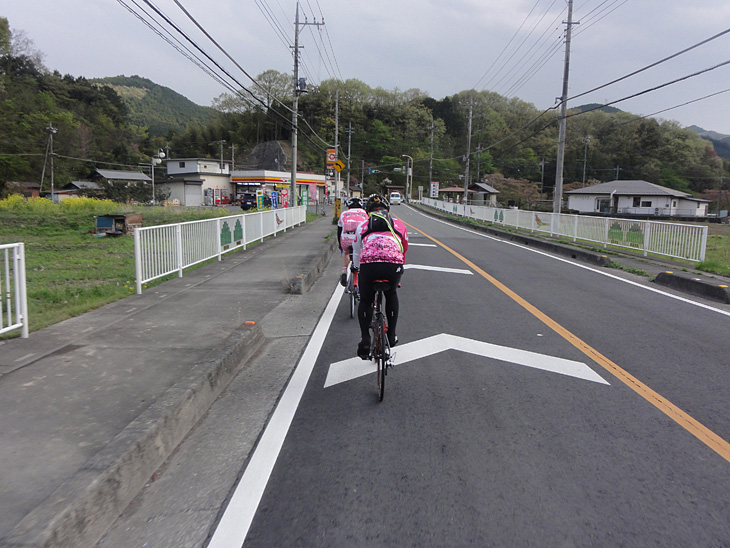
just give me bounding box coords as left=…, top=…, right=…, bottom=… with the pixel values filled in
left=352, top=194, right=408, bottom=359
left=337, top=197, right=369, bottom=286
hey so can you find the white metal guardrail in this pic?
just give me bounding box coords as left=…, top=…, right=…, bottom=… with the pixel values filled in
left=422, top=198, right=708, bottom=262
left=134, top=206, right=307, bottom=294
left=1, top=243, right=29, bottom=338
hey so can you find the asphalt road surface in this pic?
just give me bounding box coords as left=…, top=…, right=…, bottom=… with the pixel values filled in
left=104, top=205, right=730, bottom=547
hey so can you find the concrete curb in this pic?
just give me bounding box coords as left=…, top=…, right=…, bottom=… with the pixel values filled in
left=290, top=232, right=338, bottom=294
left=3, top=323, right=265, bottom=548
left=413, top=204, right=611, bottom=267
left=654, top=271, right=730, bottom=304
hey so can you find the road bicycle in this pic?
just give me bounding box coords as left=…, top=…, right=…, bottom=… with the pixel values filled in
left=345, top=262, right=359, bottom=319
left=369, top=280, right=393, bottom=401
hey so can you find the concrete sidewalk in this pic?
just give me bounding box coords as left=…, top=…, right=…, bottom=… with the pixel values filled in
left=0, top=215, right=338, bottom=548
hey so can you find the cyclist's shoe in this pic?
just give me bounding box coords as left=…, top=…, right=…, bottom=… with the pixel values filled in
left=357, top=339, right=370, bottom=360
left=387, top=332, right=398, bottom=348
left=339, top=272, right=347, bottom=286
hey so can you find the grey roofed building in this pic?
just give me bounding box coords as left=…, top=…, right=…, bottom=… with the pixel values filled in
left=566, top=179, right=708, bottom=217
left=66, top=181, right=102, bottom=191
left=96, top=169, right=151, bottom=182
left=566, top=179, right=691, bottom=198
left=471, top=182, right=499, bottom=194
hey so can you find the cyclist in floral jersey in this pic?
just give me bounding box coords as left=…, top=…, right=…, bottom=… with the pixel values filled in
left=352, top=194, right=408, bottom=359
left=337, top=197, right=369, bottom=286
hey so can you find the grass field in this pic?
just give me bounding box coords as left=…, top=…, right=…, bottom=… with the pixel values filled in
left=699, top=223, right=730, bottom=276
left=0, top=197, right=318, bottom=338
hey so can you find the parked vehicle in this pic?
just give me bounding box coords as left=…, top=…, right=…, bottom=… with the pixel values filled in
left=239, top=193, right=257, bottom=211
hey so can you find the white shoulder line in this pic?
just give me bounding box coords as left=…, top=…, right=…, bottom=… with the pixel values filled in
left=404, top=264, right=473, bottom=275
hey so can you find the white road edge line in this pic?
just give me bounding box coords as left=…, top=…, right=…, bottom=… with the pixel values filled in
left=410, top=206, right=730, bottom=318
left=207, top=282, right=342, bottom=548
left=405, top=264, right=473, bottom=275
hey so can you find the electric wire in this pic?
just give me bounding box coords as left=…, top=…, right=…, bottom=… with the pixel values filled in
left=473, top=0, right=543, bottom=90
left=567, top=26, right=730, bottom=103
left=489, top=0, right=561, bottom=95
left=565, top=59, right=730, bottom=119
left=122, top=0, right=335, bottom=152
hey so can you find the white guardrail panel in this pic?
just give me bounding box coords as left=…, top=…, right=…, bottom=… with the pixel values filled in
left=421, top=198, right=707, bottom=262
left=135, top=206, right=306, bottom=293
left=1, top=243, right=29, bottom=338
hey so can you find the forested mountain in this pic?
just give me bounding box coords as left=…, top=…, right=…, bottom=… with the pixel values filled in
left=1, top=15, right=728, bottom=211
left=688, top=125, right=730, bottom=162
left=92, top=75, right=216, bottom=137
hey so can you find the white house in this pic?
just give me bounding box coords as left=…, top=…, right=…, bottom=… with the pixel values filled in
left=566, top=180, right=708, bottom=218
left=163, top=158, right=232, bottom=206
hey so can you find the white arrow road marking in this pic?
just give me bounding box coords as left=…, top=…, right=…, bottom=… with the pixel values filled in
left=404, top=264, right=473, bottom=275
left=324, top=333, right=609, bottom=388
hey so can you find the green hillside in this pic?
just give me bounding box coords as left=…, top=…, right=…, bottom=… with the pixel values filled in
left=93, top=75, right=217, bottom=136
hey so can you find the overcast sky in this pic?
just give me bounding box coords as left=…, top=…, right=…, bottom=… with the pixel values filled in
left=4, top=0, right=730, bottom=135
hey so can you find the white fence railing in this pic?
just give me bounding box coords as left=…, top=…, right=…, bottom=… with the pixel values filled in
left=422, top=198, right=708, bottom=262
left=134, top=206, right=307, bottom=293
left=1, top=243, right=29, bottom=338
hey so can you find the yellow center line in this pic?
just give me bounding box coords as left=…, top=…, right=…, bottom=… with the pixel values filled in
left=405, top=221, right=730, bottom=464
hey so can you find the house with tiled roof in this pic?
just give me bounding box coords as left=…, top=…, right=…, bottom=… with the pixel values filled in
left=566, top=180, right=708, bottom=217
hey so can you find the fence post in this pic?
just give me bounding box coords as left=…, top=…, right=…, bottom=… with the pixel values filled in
left=242, top=214, right=247, bottom=250
left=134, top=228, right=143, bottom=294
left=699, top=225, right=708, bottom=262
left=603, top=218, right=609, bottom=248
left=217, top=218, right=223, bottom=262
left=17, top=243, right=28, bottom=338
left=176, top=224, right=184, bottom=276
left=573, top=215, right=578, bottom=242
left=259, top=212, right=264, bottom=243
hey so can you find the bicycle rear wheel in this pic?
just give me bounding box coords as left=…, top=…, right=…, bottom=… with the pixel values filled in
left=349, top=278, right=356, bottom=319
left=375, top=314, right=386, bottom=401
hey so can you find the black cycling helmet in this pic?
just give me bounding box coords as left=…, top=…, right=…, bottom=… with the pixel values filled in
left=346, top=197, right=363, bottom=209
left=365, top=193, right=390, bottom=213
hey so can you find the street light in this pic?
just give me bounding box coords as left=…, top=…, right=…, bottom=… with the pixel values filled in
left=401, top=154, right=413, bottom=202
left=150, top=149, right=165, bottom=204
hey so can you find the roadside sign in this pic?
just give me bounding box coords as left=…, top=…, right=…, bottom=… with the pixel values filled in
left=333, top=159, right=345, bottom=172
left=326, top=149, right=337, bottom=164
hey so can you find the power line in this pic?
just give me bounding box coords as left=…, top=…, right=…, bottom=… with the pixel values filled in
left=568, top=26, right=730, bottom=103
left=565, top=59, right=730, bottom=119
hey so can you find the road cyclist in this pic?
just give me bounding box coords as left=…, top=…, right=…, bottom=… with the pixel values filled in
left=337, top=197, right=368, bottom=287
left=351, top=194, right=408, bottom=361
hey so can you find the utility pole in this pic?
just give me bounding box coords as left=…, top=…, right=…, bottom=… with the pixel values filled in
left=217, top=140, right=226, bottom=170
left=46, top=124, right=58, bottom=203
left=582, top=136, right=590, bottom=186
left=615, top=165, right=621, bottom=180
left=429, top=120, right=435, bottom=190
left=552, top=0, right=576, bottom=214
left=475, top=144, right=484, bottom=186
left=463, top=96, right=473, bottom=204
left=230, top=144, right=237, bottom=170
left=334, top=90, right=339, bottom=200
left=346, top=121, right=353, bottom=196
left=540, top=159, right=545, bottom=196
left=290, top=2, right=323, bottom=207
left=361, top=160, right=365, bottom=194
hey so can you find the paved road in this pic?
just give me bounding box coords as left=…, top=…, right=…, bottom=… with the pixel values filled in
left=102, top=205, right=730, bottom=547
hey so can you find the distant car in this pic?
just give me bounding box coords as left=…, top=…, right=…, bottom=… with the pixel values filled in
left=389, top=192, right=402, bottom=205
left=239, top=193, right=256, bottom=211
